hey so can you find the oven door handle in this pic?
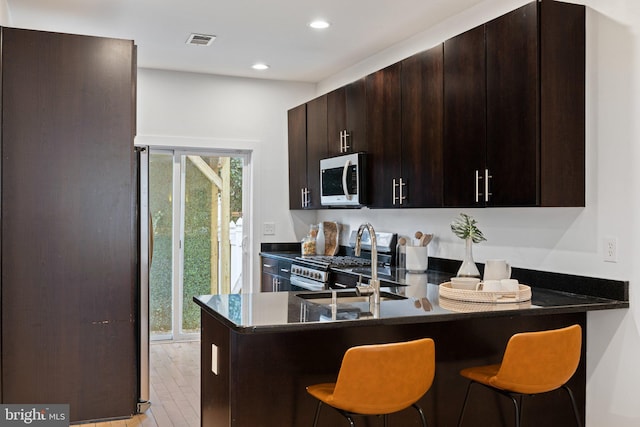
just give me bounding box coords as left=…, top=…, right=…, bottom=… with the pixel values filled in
left=291, top=276, right=325, bottom=292
left=342, top=160, right=352, bottom=200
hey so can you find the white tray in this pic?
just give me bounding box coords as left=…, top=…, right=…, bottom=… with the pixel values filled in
left=439, top=281, right=532, bottom=304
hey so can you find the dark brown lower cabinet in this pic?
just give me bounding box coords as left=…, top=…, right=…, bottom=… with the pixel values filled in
left=261, top=257, right=293, bottom=292
left=0, top=28, right=137, bottom=422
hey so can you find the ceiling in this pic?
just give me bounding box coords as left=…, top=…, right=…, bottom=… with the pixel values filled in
left=7, top=0, right=486, bottom=82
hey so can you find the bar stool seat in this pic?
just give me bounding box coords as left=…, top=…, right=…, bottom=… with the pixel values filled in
left=457, top=324, right=583, bottom=427
left=307, top=338, right=435, bottom=427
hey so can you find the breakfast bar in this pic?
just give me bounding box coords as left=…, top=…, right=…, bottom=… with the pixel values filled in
left=194, top=265, right=627, bottom=427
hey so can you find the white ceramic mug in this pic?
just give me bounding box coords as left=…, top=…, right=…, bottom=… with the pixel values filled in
left=483, top=259, right=511, bottom=281
left=477, top=280, right=502, bottom=292
left=500, top=278, right=519, bottom=292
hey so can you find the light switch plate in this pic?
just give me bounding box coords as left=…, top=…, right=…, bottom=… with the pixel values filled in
left=263, top=222, right=276, bottom=235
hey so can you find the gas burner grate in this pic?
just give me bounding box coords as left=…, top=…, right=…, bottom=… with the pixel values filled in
left=297, top=255, right=371, bottom=268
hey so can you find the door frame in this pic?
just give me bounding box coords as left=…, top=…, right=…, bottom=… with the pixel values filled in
left=144, top=144, right=253, bottom=341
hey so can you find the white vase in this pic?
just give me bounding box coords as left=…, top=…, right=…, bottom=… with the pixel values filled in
left=456, top=237, right=480, bottom=278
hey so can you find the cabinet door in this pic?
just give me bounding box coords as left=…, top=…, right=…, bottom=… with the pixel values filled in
left=401, top=45, right=444, bottom=207
left=327, top=87, right=346, bottom=157
left=539, top=0, right=585, bottom=207
left=486, top=2, right=538, bottom=206
left=345, top=78, right=367, bottom=153
left=443, top=25, right=487, bottom=207
left=327, top=79, right=366, bottom=156
left=306, top=95, right=328, bottom=209
left=288, top=104, right=307, bottom=209
left=261, top=272, right=276, bottom=292
left=366, top=63, right=402, bottom=208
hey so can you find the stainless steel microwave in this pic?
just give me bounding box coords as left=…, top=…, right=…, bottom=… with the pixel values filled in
left=320, top=152, right=367, bottom=207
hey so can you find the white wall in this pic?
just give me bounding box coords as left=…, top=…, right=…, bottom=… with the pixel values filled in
left=135, top=68, right=316, bottom=290
left=0, top=0, right=10, bottom=25
left=310, top=0, right=640, bottom=425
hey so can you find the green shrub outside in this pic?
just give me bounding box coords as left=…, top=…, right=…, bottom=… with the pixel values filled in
left=149, top=155, right=242, bottom=335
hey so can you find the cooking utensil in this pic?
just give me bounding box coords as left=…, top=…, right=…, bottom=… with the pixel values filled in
left=419, top=233, right=433, bottom=246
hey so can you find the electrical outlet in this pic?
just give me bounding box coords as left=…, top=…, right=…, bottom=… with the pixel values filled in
left=263, top=222, right=276, bottom=235
left=604, top=237, right=617, bottom=263
left=211, top=344, right=218, bottom=375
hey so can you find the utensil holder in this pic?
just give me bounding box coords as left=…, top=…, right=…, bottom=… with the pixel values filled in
left=406, top=246, right=428, bottom=273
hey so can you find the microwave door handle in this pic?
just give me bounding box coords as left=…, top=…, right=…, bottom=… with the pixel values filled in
left=342, top=160, right=353, bottom=200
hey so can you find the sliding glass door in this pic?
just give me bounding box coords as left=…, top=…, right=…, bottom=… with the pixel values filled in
left=149, top=149, right=248, bottom=340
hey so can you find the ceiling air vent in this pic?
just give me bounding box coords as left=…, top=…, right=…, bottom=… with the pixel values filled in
left=186, top=33, right=216, bottom=46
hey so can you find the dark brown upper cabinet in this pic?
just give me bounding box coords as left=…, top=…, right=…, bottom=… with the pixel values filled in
left=288, top=95, right=328, bottom=209
left=288, top=103, right=308, bottom=209
left=443, top=0, right=585, bottom=207
left=365, top=63, right=402, bottom=208
left=306, top=95, right=328, bottom=208
left=443, top=25, right=487, bottom=207
left=288, top=0, right=584, bottom=210
left=327, top=78, right=366, bottom=156
left=366, top=49, right=445, bottom=209
left=401, top=44, right=444, bottom=207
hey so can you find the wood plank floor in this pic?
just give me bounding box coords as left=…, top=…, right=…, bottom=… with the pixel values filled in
left=82, top=340, right=200, bottom=427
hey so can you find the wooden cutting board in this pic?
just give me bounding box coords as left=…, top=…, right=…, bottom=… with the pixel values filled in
left=322, top=221, right=339, bottom=255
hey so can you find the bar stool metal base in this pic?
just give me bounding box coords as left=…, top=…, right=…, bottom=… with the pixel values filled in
left=457, top=381, right=582, bottom=427
left=312, top=401, right=428, bottom=427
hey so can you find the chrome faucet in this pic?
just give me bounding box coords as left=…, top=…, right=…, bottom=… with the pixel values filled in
left=354, top=223, right=380, bottom=308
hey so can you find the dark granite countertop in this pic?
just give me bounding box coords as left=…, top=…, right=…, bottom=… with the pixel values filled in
left=194, top=280, right=628, bottom=334
left=196, top=248, right=629, bottom=333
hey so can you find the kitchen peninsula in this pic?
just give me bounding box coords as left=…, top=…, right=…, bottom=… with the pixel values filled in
left=194, top=260, right=627, bottom=427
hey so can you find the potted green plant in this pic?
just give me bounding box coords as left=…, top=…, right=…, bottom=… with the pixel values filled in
left=450, top=213, right=486, bottom=278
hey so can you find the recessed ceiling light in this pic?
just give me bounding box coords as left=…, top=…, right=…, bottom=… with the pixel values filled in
left=252, top=63, right=270, bottom=70
left=309, top=20, right=330, bottom=29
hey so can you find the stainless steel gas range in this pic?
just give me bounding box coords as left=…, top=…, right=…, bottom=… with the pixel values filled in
left=290, top=231, right=397, bottom=291
left=290, top=255, right=372, bottom=291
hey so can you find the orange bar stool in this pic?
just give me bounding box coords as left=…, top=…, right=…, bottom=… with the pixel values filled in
left=306, top=338, right=435, bottom=427
left=457, top=324, right=582, bottom=427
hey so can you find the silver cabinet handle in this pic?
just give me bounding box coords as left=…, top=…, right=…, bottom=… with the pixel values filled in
left=301, top=187, right=310, bottom=208
left=475, top=170, right=483, bottom=203
left=392, top=178, right=406, bottom=205
left=392, top=178, right=398, bottom=205
left=485, top=169, right=492, bottom=203
left=263, top=264, right=274, bottom=268
left=340, top=130, right=351, bottom=153
left=280, top=268, right=290, bottom=273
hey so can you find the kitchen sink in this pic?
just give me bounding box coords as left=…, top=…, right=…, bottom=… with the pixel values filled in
left=296, top=290, right=406, bottom=305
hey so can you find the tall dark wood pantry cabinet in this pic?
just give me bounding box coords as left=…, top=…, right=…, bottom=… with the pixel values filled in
left=0, top=28, right=137, bottom=423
